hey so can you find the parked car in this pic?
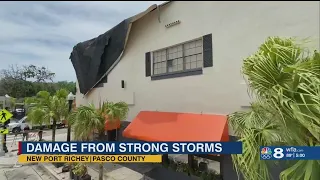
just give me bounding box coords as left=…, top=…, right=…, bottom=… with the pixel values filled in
left=7, top=117, right=30, bottom=133
left=7, top=116, right=65, bottom=133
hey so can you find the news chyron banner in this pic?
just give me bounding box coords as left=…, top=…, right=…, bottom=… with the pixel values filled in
left=18, top=155, right=161, bottom=163
left=260, top=146, right=320, bottom=160
left=18, top=142, right=242, bottom=163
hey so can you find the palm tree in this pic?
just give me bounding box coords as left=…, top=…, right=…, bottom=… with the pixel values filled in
left=26, top=101, right=47, bottom=141
left=25, top=89, right=69, bottom=141
left=104, top=101, right=129, bottom=141
left=69, top=103, right=106, bottom=180
left=228, top=37, right=320, bottom=180
left=50, top=90, right=69, bottom=141
left=69, top=100, right=129, bottom=180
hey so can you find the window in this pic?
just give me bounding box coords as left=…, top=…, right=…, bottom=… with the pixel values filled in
left=153, top=39, right=203, bottom=75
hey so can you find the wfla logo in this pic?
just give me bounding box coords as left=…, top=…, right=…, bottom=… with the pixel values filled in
left=261, top=147, right=272, bottom=159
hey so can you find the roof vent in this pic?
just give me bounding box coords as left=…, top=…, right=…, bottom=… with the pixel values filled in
left=165, top=20, right=181, bottom=28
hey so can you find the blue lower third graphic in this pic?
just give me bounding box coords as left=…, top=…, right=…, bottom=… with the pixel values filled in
left=20, top=142, right=243, bottom=155
left=260, top=146, right=320, bottom=160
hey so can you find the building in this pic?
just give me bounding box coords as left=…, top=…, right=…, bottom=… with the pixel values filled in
left=0, top=95, right=20, bottom=110
left=71, top=1, right=319, bottom=126
left=0, top=96, right=10, bottom=110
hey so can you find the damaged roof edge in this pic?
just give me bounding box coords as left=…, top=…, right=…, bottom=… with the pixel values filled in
left=123, top=4, right=158, bottom=49
left=83, top=3, right=163, bottom=96
left=159, top=1, right=172, bottom=7
left=123, top=1, right=172, bottom=49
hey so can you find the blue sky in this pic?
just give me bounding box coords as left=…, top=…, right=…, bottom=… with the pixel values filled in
left=0, top=1, right=163, bottom=81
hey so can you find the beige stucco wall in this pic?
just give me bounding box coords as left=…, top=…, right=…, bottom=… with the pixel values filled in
left=76, top=1, right=320, bottom=123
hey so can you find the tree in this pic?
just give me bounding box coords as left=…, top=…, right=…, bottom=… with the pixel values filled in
left=0, top=64, right=55, bottom=82
left=0, top=64, right=76, bottom=98
left=228, top=37, right=320, bottom=180
left=0, top=64, right=55, bottom=97
left=104, top=101, right=129, bottom=141
left=32, top=66, right=55, bottom=82
left=69, top=103, right=106, bottom=180
left=20, top=65, right=55, bottom=82
left=26, top=100, right=47, bottom=141
left=26, top=89, right=69, bottom=141
left=69, top=100, right=129, bottom=180
left=55, top=81, right=76, bottom=94
left=0, top=77, right=36, bottom=98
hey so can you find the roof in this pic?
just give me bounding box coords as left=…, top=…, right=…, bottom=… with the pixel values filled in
left=122, top=111, right=229, bottom=142
left=70, top=1, right=173, bottom=95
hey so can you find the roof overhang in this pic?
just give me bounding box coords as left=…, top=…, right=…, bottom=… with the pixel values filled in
left=84, top=4, right=162, bottom=95
left=72, top=2, right=173, bottom=95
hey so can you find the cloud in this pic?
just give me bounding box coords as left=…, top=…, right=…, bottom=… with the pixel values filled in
left=0, top=1, right=164, bottom=81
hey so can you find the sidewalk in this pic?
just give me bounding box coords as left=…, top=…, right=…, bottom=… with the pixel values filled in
left=0, top=138, right=26, bottom=167
left=1, top=133, right=203, bottom=180
left=0, top=164, right=57, bottom=180
left=0, top=133, right=57, bottom=180
left=41, top=163, right=144, bottom=180
left=40, top=134, right=145, bottom=179
left=0, top=133, right=147, bottom=180
left=40, top=133, right=145, bottom=179
left=0, top=132, right=58, bottom=180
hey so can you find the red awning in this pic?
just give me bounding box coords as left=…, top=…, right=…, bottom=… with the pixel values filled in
left=123, top=111, right=229, bottom=142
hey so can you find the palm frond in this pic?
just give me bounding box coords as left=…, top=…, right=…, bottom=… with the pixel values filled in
left=55, top=89, right=69, bottom=99
left=103, top=101, right=129, bottom=121
left=27, top=91, right=70, bottom=141
left=27, top=105, right=50, bottom=125
left=72, top=104, right=104, bottom=141
left=230, top=37, right=320, bottom=180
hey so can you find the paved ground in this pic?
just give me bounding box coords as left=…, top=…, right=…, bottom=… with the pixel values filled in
left=0, top=164, right=57, bottom=180
left=5, top=128, right=67, bottom=144
left=0, top=129, right=149, bottom=180
left=0, top=128, right=219, bottom=180
left=0, top=129, right=67, bottom=180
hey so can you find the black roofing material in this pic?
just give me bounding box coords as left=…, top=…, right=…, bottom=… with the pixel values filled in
left=70, top=18, right=131, bottom=94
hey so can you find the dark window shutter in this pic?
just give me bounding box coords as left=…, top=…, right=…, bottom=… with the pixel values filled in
left=203, top=34, right=213, bottom=67
left=145, top=52, right=151, bottom=77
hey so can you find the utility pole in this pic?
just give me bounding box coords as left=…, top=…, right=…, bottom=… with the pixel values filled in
left=0, top=123, right=9, bottom=156
left=0, top=107, right=11, bottom=156
left=0, top=128, right=5, bottom=157
left=3, top=133, right=8, bottom=153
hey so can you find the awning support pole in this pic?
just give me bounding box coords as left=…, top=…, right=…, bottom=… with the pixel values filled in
left=188, top=154, right=195, bottom=175
left=162, top=154, right=169, bottom=164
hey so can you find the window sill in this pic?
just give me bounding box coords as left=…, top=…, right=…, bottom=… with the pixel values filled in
left=151, top=68, right=203, bottom=81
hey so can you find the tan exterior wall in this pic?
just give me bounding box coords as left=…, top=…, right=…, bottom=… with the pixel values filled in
left=76, top=1, right=320, bottom=127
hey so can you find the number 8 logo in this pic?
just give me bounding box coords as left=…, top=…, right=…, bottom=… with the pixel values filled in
left=273, top=148, right=284, bottom=159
